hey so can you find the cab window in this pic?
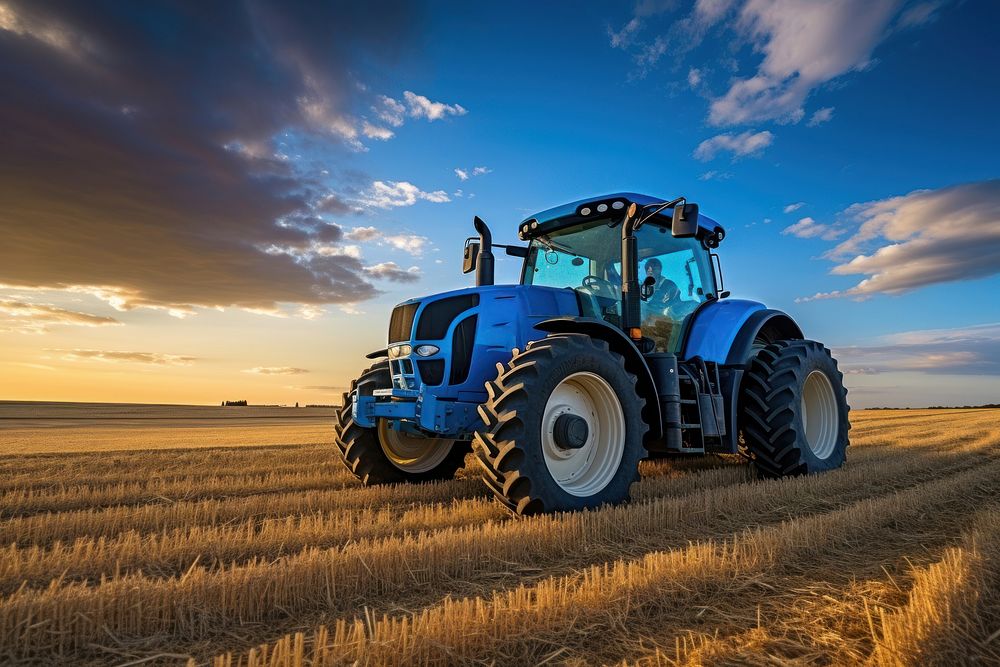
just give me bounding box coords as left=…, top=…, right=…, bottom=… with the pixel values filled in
left=635, top=225, right=713, bottom=352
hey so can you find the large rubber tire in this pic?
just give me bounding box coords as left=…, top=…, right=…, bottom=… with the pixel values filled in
left=739, top=339, right=851, bottom=478
left=334, top=362, right=470, bottom=485
left=474, top=333, right=648, bottom=515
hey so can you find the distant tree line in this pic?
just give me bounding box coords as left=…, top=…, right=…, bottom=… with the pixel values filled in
left=222, top=400, right=248, bottom=406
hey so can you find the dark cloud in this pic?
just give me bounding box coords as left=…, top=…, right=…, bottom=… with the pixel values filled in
left=834, top=323, right=1000, bottom=376
left=0, top=298, right=121, bottom=333
left=0, top=0, right=421, bottom=313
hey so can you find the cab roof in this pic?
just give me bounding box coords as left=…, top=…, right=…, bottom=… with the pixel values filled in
left=518, top=192, right=721, bottom=240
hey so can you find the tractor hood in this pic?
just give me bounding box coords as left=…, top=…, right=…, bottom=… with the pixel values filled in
left=382, top=284, right=581, bottom=402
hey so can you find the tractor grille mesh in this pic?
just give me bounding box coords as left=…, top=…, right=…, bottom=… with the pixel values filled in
left=416, top=294, right=479, bottom=340
left=417, top=360, right=444, bottom=386
left=388, top=302, right=419, bottom=343
left=449, top=315, right=478, bottom=385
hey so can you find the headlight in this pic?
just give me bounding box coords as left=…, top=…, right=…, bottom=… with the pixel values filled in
left=388, top=344, right=412, bottom=358
left=414, top=344, right=440, bottom=357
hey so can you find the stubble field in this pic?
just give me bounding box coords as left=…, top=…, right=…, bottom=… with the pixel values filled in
left=0, top=403, right=998, bottom=665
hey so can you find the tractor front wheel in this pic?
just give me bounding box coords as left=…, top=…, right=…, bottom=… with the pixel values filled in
left=474, top=333, right=647, bottom=515
left=334, top=362, right=469, bottom=485
left=739, top=339, right=850, bottom=478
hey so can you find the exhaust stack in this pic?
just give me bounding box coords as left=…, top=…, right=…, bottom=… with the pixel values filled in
left=474, top=216, right=495, bottom=286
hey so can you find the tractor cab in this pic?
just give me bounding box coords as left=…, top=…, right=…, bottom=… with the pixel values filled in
left=517, top=194, right=721, bottom=353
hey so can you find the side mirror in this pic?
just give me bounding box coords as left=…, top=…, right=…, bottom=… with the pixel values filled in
left=462, top=238, right=480, bottom=274
left=671, top=203, right=699, bottom=238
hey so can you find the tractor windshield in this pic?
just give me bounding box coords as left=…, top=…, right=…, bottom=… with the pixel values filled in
left=523, top=217, right=715, bottom=352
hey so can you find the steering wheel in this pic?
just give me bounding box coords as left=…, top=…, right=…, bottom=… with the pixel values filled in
left=581, top=275, right=618, bottom=300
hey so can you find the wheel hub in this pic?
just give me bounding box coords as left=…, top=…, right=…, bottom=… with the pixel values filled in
left=541, top=371, right=626, bottom=497
left=552, top=414, right=589, bottom=449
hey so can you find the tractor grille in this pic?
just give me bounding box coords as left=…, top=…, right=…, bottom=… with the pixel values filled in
left=388, top=302, right=419, bottom=343
left=449, top=315, right=478, bottom=384
left=416, top=294, right=479, bottom=340
left=417, top=359, right=445, bottom=385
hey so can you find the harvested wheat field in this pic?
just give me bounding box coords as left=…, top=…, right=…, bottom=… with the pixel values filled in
left=1, top=408, right=998, bottom=666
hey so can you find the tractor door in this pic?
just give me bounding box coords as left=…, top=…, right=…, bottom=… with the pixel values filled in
left=633, top=226, right=715, bottom=352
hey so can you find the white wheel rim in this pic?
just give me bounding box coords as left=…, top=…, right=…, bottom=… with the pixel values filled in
left=377, top=420, right=454, bottom=473
left=801, top=370, right=838, bottom=459
left=541, top=372, right=626, bottom=497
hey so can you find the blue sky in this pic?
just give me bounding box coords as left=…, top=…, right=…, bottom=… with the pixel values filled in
left=0, top=0, right=997, bottom=407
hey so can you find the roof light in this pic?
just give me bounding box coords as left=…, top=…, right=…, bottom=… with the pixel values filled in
left=580, top=207, right=591, bottom=216
left=597, top=203, right=608, bottom=213
left=611, top=201, right=624, bottom=210
left=531, top=221, right=538, bottom=229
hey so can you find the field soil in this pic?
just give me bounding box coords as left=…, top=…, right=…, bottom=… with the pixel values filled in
left=0, top=406, right=997, bottom=665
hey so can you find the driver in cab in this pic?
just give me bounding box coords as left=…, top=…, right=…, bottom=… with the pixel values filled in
left=643, top=257, right=698, bottom=322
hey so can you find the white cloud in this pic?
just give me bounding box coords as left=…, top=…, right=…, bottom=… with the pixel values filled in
left=403, top=91, right=467, bottom=121
left=361, top=121, right=394, bottom=140
left=708, top=0, right=901, bottom=126
left=364, top=261, right=421, bottom=283
left=687, top=67, right=703, bottom=87
left=783, top=201, right=805, bottom=213
left=781, top=216, right=843, bottom=240
left=801, top=180, right=1000, bottom=300
left=53, top=349, right=197, bottom=365
left=345, top=226, right=381, bottom=242
left=339, top=303, right=364, bottom=315
left=896, top=1, right=944, bottom=29
left=609, top=16, right=641, bottom=48
left=419, top=190, right=450, bottom=203
left=373, top=95, right=406, bottom=127
left=0, top=298, right=121, bottom=334
left=698, top=170, right=733, bottom=181
left=360, top=181, right=451, bottom=209
left=296, top=90, right=365, bottom=150
left=807, top=107, right=834, bottom=127
left=296, top=304, right=324, bottom=320
left=315, top=244, right=361, bottom=259
left=384, top=234, right=429, bottom=256
left=340, top=228, right=430, bottom=256
left=455, top=165, right=490, bottom=181
left=693, top=129, right=773, bottom=160
left=243, top=366, right=310, bottom=375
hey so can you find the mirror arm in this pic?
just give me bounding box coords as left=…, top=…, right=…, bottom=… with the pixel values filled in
left=637, top=196, right=685, bottom=228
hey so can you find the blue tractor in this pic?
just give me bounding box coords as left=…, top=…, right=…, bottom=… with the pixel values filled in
left=335, top=193, right=850, bottom=515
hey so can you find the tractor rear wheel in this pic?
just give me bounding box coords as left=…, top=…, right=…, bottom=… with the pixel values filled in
left=739, top=339, right=850, bottom=478
left=334, top=362, right=469, bottom=485
left=474, top=333, right=647, bottom=515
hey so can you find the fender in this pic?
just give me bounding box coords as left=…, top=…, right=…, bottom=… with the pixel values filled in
left=681, top=298, right=765, bottom=363
left=725, top=309, right=803, bottom=366
left=535, top=317, right=662, bottom=440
